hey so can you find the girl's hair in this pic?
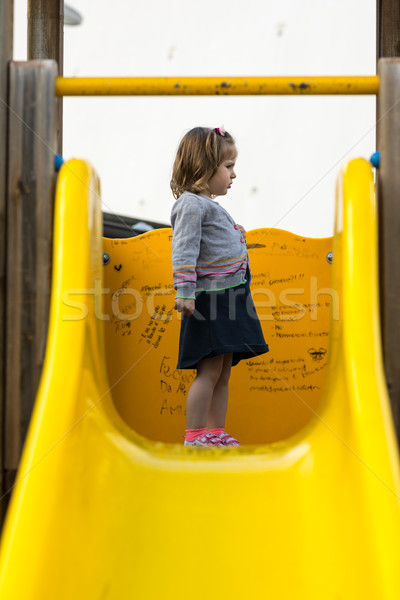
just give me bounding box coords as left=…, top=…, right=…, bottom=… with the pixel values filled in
left=170, top=126, right=236, bottom=199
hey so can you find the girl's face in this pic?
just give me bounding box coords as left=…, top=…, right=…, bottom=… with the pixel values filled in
left=206, top=152, right=237, bottom=198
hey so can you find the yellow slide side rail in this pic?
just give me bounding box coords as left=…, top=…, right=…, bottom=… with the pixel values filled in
left=55, top=75, right=380, bottom=96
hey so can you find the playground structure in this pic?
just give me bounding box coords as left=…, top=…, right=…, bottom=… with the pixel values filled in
left=1, top=1, right=400, bottom=598
left=0, top=154, right=400, bottom=598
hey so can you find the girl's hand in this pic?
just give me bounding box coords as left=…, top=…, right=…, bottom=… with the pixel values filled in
left=174, top=298, right=195, bottom=316
left=237, top=224, right=246, bottom=239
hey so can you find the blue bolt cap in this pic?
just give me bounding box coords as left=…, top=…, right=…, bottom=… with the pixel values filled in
left=370, top=151, right=380, bottom=168
left=54, top=154, right=64, bottom=172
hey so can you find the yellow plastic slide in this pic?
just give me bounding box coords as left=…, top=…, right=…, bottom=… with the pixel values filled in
left=0, top=158, right=399, bottom=598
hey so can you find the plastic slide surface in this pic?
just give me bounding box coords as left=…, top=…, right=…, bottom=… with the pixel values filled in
left=0, top=158, right=400, bottom=598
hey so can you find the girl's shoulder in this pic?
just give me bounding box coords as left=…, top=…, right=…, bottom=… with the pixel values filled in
left=171, top=191, right=209, bottom=215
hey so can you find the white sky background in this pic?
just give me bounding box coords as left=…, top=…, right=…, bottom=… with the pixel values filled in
left=14, top=0, right=376, bottom=237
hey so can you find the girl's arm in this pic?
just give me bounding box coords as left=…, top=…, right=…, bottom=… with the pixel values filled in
left=171, top=196, right=203, bottom=301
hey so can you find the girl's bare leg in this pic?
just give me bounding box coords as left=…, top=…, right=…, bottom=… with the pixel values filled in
left=185, top=355, right=224, bottom=429
left=207, top=353, right=233, bottom=430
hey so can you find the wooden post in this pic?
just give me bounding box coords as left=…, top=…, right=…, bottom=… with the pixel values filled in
left=376, top=58, right=400, bottom=442
left=28, top=0, right=63, bottom=152
left=3, top=61, right=57, bottom=516
left=0, top=0, right=14, bottom=527
left=377, top=0, right=400, bottom=58
left=377, top=2, right=400, bottom=443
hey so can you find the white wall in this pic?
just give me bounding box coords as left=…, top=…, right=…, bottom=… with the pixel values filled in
left=14, top=0, right=376, bottom=237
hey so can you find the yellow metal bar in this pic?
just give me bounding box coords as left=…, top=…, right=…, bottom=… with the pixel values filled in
left=55, top=75, right=380, bottom=96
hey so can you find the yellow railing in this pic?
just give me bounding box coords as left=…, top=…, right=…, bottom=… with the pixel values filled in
left=55, top=75, right=380, bottom=96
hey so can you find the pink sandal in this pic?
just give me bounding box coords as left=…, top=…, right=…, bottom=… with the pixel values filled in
left=218, top=433, right=241, bottom=446
left=184, top=432, right=224, bottom=447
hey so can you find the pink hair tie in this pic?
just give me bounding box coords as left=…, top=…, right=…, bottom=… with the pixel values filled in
left=214, top=126, right=226, bottom=136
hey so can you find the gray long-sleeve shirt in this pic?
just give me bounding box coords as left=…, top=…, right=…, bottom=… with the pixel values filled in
left=171, top=192, right=248, bottom=299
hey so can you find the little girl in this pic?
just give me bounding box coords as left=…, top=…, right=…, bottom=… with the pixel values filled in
left=170, top=126, right=269, bottom=447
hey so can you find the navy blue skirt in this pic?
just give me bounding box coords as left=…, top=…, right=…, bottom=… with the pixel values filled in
left=177, top=279, right=269, bottom=370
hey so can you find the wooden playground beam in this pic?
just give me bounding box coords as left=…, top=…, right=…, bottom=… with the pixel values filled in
left=377, top=0, right=400, bottom=447
left=28, top=0, right=63, bottom=152
left=55, top=75, right=380, bottom=97
left=4, top=61, right=57, bottom=515
left=0, top=0, right=13, bottom=529
left=377, top=0, right=400, bottom=58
